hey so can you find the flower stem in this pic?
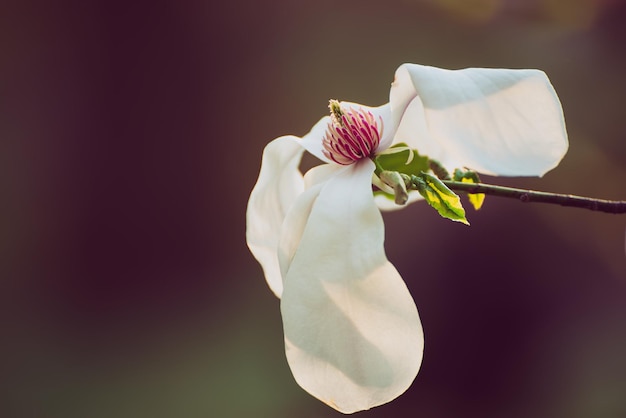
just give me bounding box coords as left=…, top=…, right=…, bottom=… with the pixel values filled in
left=438, top=180, right=626, bottom=214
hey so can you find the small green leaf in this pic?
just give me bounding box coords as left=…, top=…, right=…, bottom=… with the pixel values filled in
left=413, top=172, right=469, bottom=225
left=454, top=168, right=485, bottom=211
left=374, top=143, right=429, bottom=176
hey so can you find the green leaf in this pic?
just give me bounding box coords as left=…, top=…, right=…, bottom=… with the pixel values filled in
left=413, top=172, right=469, bottom=225
left=453, top=168, right=485, bottom=211
left=374, top=143, right=430, bottom=177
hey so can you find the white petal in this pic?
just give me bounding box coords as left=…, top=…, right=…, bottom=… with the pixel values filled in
left=391, top=63, right=568, bottom=176
left=278, top=164, right=341, bottom=280
left=300, top=116, right=333, bottom=163
left=246, top=136, right=304, bottom=298
left=303, top=162, right=340, bottom=190
left=280, top=159, right=423, bottom=413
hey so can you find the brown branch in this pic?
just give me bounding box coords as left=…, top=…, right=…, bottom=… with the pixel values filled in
left=439, top=180, right=626, bottom=214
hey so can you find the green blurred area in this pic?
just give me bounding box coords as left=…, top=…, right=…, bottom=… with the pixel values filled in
left=1, top=0, right=625, bottom=417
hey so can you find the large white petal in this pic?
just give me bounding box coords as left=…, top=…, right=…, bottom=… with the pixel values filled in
left=278, top=164, right=341, bottom=281
left=391, top=63, right=568, bottom=176
left=246, top=136, right=304, bottom=298
left=280, top=159, right=423, bottom=413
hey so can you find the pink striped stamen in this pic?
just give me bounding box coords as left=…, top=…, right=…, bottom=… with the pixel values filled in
left=322, top=100, right=383, bottom=165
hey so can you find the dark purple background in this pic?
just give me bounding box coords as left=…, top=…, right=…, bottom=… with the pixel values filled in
left=2, top=0, right=625, bottom=417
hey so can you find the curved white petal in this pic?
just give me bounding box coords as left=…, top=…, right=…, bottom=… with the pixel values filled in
left=303, top=162, right=340, bottom=190
left=391, top=63, right=568, bottom=176
left=246, top=136, right=305, bottom=298
left=280, top=159, right=423, bottom=413
left=300, top=116, right=333, bottom=163
left=278, top=164, right=342, bottom=280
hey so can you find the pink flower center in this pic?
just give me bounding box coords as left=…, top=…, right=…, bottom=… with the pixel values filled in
left=322, top=100, right=383, bottom=165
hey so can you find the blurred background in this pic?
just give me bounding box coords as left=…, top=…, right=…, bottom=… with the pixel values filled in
left=1, top=0, right=625, bottom=417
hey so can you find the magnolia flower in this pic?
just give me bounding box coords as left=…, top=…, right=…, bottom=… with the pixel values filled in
left=246, top=63, right=567, bottom=413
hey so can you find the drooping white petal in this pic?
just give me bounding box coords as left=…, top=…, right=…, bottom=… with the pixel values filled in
left=246, top=136, right=304, bottom=298
left=391, top=63, right=568, bottom=176
left=303, top=162, right=340, bottom=190
left=278, top=164, right=342, bottom=281
left=280, top=159, right=423, bottom=414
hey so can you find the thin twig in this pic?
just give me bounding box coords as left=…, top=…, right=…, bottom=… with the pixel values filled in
left=438, top=180, right=626, bottom=214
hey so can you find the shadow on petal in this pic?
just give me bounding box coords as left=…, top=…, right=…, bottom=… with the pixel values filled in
left=280, top=161, right=423, bottom=413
